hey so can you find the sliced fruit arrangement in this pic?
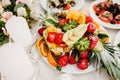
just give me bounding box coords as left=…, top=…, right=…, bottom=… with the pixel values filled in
left=36, top=10, right=120, bottom=79
left=93, top=0, right=120, bottom=24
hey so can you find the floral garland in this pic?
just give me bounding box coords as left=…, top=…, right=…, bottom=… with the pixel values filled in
left=0, top=0, right=40, bottom=45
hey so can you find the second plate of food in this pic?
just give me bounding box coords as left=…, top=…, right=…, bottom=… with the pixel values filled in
left=40, top=0, right=84, bottom=12
left=89, top=0, right=120, bottom=29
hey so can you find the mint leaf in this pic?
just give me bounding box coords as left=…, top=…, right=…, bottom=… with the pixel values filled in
left=46, top=19, right=58, bottom=27
left=98, top=33, right=109, bottom=39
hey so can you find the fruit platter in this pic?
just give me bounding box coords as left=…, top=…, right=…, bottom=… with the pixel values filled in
left=89, top=0, right=120, bottom=29
left=36, top=10, right=120, bottom=79
left=40, top=0, right=84, bottom=12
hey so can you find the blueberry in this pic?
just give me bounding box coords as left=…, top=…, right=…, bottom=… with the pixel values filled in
left=110, top=21, right=115, bottom=24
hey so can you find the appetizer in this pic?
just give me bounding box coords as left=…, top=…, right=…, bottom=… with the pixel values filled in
left=93, top=0, right=120, bottom=24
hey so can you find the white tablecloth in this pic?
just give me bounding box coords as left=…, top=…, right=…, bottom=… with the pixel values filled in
left=35, top=0, right=119, bottom=80
left=0, top=0, right=119, bottom=80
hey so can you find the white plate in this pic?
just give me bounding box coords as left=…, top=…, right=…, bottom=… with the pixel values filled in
left=113, top=31, right=120, bottom=46
left=37, top=25, right=108, bottom=74
left=40, top=0, right=84, bottom=12
left=89, top=0, right=120, bottom=29
left=0, top=43, right=33, bottom=80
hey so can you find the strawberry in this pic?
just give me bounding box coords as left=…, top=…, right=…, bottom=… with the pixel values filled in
left=54, top=33, right=64, bottom=44
left=38, top=27, right=45, bottom=36
left=69, top=54, right=76, bottom=64
left=58, top=19, right=68, bottom=26
left=87, top=22, right=96, bottom=33
left=88, top=35, right=98, bottom=49
left=57, top=43, right=67, bottom=48
left=79, top=50, right=89, bottom=59
left=77, top=59, right=88, bottom=70
left=86, top=16, right=93, bottom=24
left=47, top=32, right=57, bottom=43
left=58, top=54, right=69, bottom=67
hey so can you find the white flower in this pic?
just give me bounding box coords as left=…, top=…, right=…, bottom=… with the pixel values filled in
left=17, top=7, right=27, bottom=17
left=2, top=0, right=11, bottom=7
left=0, top=5, right=4, bottom=14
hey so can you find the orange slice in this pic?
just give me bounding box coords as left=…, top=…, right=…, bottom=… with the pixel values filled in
left=36, top=37, right=44, bottom=49
left=78, top=12, right=86, bottom=24
left=39, top=41, right=49, bottom=57
left=47, top=51, right=57, bottom=67
left=46, top=26, right=57, bottom=33
left=66, top=10, right=81, bottom=21
left=102, top=38, right=109, bottom=43
left=93, top=21, right=100, bottom=29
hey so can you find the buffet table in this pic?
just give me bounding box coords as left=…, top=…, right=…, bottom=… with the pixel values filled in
left=35, top=0, right=119, bottom=80
left=0, top=0, right=120, bottom=80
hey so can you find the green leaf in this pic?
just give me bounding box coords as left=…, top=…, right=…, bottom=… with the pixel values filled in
left=72, top=49, right=79, bottom=62
left=0, top=21, right=5, bottom=27
left=117, top=43, right=120, bottom=48
left=2, top=36, right=9, bottom=44
left=98, top=33, right=109, bottom=39
left=56, top=65, right=61, bottom=71
left=113, top=63, right=120, bottom=79
left=0, top=32, right=4, bottom=36
left=46, top=19, right=58, bottom=27
left=14, top=3, right=25, bottom=12
left=88, top=50, right=95, bottom=63
left=109, top=62, right=117, bottom=78
left=0, top=14, right=2, bottom=18
left=0, top=36, right=4, bottom=41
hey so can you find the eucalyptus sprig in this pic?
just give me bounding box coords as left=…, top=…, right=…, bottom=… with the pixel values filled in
left=0, top=21, right=9, bottom=46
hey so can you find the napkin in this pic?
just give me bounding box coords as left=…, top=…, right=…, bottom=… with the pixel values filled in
left=5, top=16, right=33, bottom=48
left=0, top=43, right=33, bottom=80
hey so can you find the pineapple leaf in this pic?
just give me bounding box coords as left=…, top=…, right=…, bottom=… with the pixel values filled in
left=117, top=43, right=120, bottom=48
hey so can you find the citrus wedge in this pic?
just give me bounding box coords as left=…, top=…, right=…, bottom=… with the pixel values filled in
left=39, top=41, right=49, bottom=57
left=36, top=37, right=44, bottom=49
left=46, top=26, right=57, bottom=33
left=78, top=12, right=86, bottom=24
left=47, top=51, right=57, bottom=67
left=93, top=21, right=100, bottom=29
left=66, top=10, right=81, bottom=21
